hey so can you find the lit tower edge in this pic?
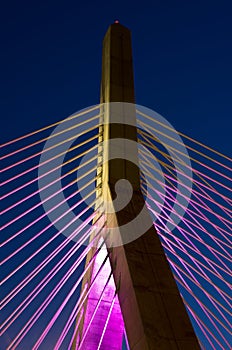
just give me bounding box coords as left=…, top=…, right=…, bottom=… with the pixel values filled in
left=73, top=22, right=200, bottom=350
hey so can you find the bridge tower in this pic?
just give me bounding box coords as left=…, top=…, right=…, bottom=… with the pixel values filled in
left=73, top=22, right=200, bottom=350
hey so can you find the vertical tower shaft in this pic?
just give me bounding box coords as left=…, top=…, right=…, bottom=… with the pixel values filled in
left=99, top=22, right=200, bottom=349
left=74, top=22, right=200, bottom=350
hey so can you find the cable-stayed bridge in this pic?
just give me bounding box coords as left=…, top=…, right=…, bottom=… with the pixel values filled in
left=1, top=23, right=231, bottom=350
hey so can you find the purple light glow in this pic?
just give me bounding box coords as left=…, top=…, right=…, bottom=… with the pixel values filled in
left=79, top=238, right=124, bottom=349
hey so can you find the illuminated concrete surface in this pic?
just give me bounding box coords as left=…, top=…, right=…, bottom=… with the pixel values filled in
left=74, top=22, right=200, bottom=349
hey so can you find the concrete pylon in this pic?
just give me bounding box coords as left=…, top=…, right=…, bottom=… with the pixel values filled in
left=74, top=22, right=200, bottom=349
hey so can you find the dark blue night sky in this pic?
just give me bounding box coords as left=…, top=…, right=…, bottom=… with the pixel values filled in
left=2, top=0, right=232, bottom=151
left=2, top=1, right=232, bottom=349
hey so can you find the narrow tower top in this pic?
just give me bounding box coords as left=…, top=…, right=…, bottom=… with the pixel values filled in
left=101, top=21, right=135, bottom=103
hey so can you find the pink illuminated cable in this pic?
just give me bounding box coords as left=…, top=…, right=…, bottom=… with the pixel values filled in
left=67, top=305, right=83, bottom=350
left=192, top=170, right=232, bottom=221
left=77, top=273, right=113, bottom=349
left=152, top=133, right=232, bottom=214
left=153, top=196, right=231, bottom=278
left=166, top=138, right=232, bottom=211
left=2, top=154, right=99, bottom=231
left=187, top=180, right=231, bottom=234
left=2, top=179, right=95, bottom=259
left=124, top=328, right=130, bottom=350
left=186, top=303, right=216, bottom=350
left=1, top=136, right=100, bottom=201
left=171, top=260, right=232, bottom=338
left=148, top=199, right=231, bottom=290
left=162, top=233, right=231, bottom=315
left=168, top=256, right=232, bottom=348
left=143, top=131, right=232, bottom=211
left=2, top=178, right=97, bottom=265
left=140, top=160, right=232, bottom=253
left=2, top=218, right=105, bottom=330
left=1, top=128, right=99, bottom=190
left=138, top=142, right=232, bottom=217
left=55, top=295, right=83, bottom=348
left=146, top=196, right=232, bottom=315
left=1, top=105, right=100, bottom=150
left=2, top=124, right=99, bottom=180
left=1, top=118, right=99, bottom=169
left=56, top=264, right=109, bottom=348
left=137, top=116, right=232, bottom=173
left=142, top=188, right=231, bottom=263
left=137, top=109, right=232, bottom=163
left=161, top=235, right=231, bottom=337
left=54, top=256, right=112, bottom=349
left=1, top=219, right=97, bottom=317
left=140, top=156, right=232, bottom=248
left=139, top=136, right=232, bottom=210
left=1, top=212, right=97, bottom=309
left=141, top=177, right=232, bottom=294
left=192, top=167, right=232, bottom=211
left=6, top=233, right=107, bottom=350
left=96, top=294, right=116, bottom=350
left=164, top=230, right=225, bottom=350
left=141, top=169, right=232, bottom=264
left=140, top=155, right=232, bottom=234
left=139, top=150, right=232, bottom=236
left=2, top=135, right=99, bottom=198
left=37, top=238, right=110, bottom=348
left=1, top=194, right=98, bottom=285
left=171, top=264, right=221, bottom=350
left=1, top=213, right=97, bottom=301
left=2, top=145, right=100, bottom=217
left=148, top=192, right=231, bottom=265
left=140, top=144, right=232, bottom=223
left=2, top=228, right=92, bottom=333
left=141, top=178, right=232, bottom=279
left=153, top=174, right=231, bottom=242
left=174, top=172, right=231, bottom=229
left=2, top=156, right=99, bottom=232
left=186, top=188, right=232, bottom=240
left=33, top=242, right=110, bottom=350
left=1, top=218, right=105, bottom=332
left=2, top=222, right=104, bottom=332
left=160, top=226, right=231, bottom=320
left=139, top=126, right=232, bottom=197
left=139, top=131, right=232, bottom=203
left=2, top=154, right=100, bottom=244
left=171, top=260, right=231, bottom=344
